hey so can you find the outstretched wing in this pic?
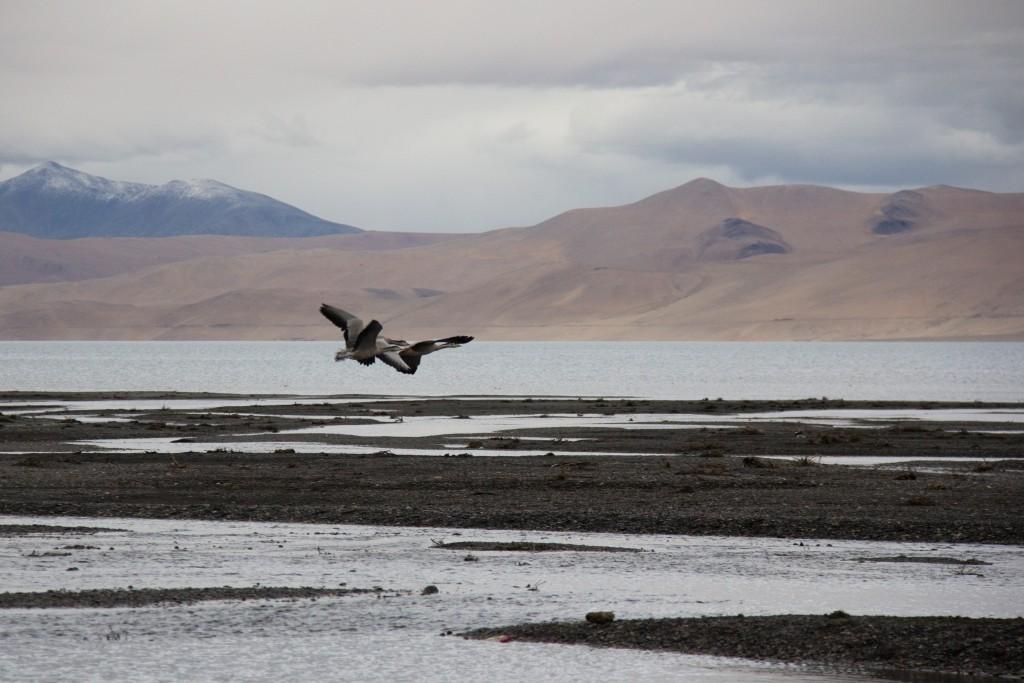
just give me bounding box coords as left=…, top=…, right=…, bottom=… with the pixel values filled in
left=411, top=336, right=475, bottom=357
left=319, top=303, right=364, bottom=349
left=378, top=350, right=415, bottom=374
left=398, top=348, right=424, bottom=373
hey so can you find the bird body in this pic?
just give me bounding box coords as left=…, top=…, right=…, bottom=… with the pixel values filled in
left=320, top=304, right=401, bottom=365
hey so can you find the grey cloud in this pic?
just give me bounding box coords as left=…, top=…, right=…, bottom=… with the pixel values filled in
left=0, top=121, right=228, bottom=169
left=5, top=1, right=1022, bottom=88
left=719, top=56, right=1024, bottom=145
left=327, top=3, right=1024, bottom=89
left=569, top=80, right=1024, bottom=189
left=254, top=115, right=321, bottom=148
left=1, top=1, right=1022, bottom=231
left=616, top=132, right=1020, bottom=189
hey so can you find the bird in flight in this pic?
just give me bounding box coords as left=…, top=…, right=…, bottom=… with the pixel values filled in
left=377, top=335, right=475, bottom=375
left=319, top=303, right=473, bottom=374
left=319, top=303, right=402, bottom=366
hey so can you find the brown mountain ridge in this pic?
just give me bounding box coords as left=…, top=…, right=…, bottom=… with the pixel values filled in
left=1, top=178, right=1021, bottom=341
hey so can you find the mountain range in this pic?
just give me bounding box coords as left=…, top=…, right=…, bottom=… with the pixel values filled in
left=0, top=164, right=1021, bottom=341
left=0, top=162, right=359, bottom=238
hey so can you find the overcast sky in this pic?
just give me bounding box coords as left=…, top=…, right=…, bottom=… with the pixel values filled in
left=2, top=1, right=1022, bottom=232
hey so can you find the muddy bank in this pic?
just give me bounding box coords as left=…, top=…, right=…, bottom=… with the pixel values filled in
left=466, top=615, right=1024, bottom=680
left=0, top=586, right=392, bottom=609
left=857, top=555, right=990, bottom=566
left=431, top=540, right=641, bottom=552
left=2, top=394, right=1023, bottom=460
left=2, top=450, right=1021, bottom=543
left=1, top=393, right=1022, bottom=544
left=0, top=524, right=121, bottom=536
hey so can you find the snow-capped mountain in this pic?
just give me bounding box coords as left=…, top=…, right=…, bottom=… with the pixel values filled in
left=0, top=162, right=360, bottom=238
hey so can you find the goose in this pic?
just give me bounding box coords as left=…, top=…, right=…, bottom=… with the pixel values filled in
left=319, top=303, right=401, bottom=365
left=377, top=335, right=475, bottom=375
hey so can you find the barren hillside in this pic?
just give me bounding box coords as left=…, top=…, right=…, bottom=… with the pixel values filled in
left=1, top=180, right=1021, bottom=341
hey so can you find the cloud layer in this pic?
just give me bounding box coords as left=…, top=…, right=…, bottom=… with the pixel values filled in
left=2, top=0, right=1022, bottom=231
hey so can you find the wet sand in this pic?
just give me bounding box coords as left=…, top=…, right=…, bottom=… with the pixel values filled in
left=0, top=585, right=390, bottom=609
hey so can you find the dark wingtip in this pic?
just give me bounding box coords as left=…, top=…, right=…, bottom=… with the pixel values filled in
left=437, top=335, right=474, bottom=345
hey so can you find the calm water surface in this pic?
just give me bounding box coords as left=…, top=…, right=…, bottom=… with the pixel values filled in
left=1, top=341, right=1022, bottom=400
left=6, top=515, right=1020, bottom=682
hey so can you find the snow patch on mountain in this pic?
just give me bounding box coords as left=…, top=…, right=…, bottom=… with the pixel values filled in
left=156, top=179, right=243, bottom=201
left=13, top=162, right=149, bottom=201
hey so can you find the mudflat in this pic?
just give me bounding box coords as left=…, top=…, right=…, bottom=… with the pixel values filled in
left=1, top=393, right=1022, bottom=544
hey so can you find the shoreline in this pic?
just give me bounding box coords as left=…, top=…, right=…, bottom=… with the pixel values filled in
left=4, top=389, right=1024, bottom=402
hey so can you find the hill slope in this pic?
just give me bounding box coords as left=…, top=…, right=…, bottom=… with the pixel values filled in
left=0, top=230, right=455, bottom=286
left=0, top=179, right=1020, bottom=341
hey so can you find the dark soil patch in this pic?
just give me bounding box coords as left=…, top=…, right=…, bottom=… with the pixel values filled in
left=1, top=448, right=1020, bottom=544
left=857, top=555, right=991, bottom=566
left=0, top=585, right=392, bottom=609
left=465, top=615, right=1024, bottom=680
left=0, top=524, right=123, bottom=536
left=431, top=541, right=641, bottom=553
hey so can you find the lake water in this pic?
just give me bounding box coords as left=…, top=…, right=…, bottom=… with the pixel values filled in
left=1, top=341, right=1023, bottom=401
